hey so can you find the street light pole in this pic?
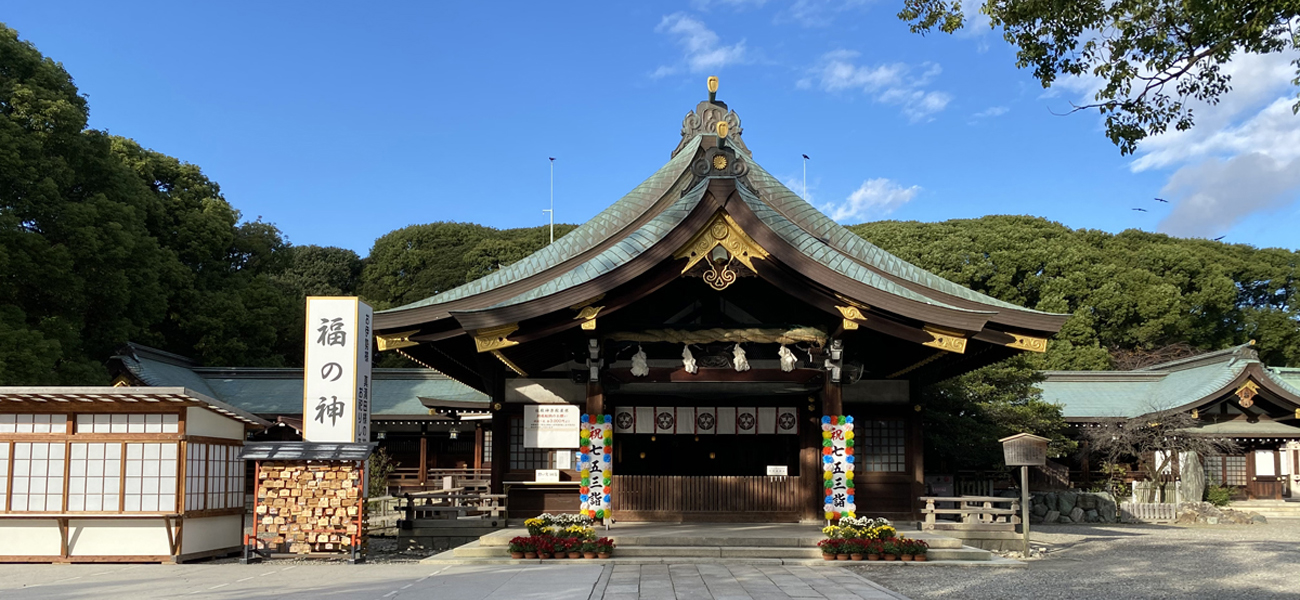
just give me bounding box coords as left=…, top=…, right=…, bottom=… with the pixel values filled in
left=801, top=154, right=810, bottom=199
left=544, top=157, right=555, bottom=244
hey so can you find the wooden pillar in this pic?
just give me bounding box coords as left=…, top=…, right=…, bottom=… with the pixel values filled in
left=586, top=381, right=604, bottom=416
left=908, top=382, right=925, bottom=520
left=418, top=433, right=428, bottom=487
left=474, top=425, right=484, bottom=471
left=822, top=376, right=843, bottom=417
left=799, top=395, right=820, bottom=521
left=490, top=410, right=508, bottom=495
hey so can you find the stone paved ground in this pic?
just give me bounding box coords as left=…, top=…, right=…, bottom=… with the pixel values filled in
left=0, top=562, right=904, bottom=600
left=858, top=522, right=1300, bottom=600
left=600, top=564, right=905, bottom=600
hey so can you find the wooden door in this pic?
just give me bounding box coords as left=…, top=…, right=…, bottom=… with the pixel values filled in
left=1248, top=449, right=1282, bottom=500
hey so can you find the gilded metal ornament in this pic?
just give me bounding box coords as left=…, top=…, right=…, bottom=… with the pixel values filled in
left=574, top=305, right=604, bottom=331
left=1235, top=380, right=1259, bottom=408
left=1005, top=332, right=1048, bottom=353
left=376, top=329, right=420, bottom=351
left=921, top=325, right=968, bottom=354
left=712, top=154, right=728, bottom=170
left=836, top=305, right=867, bottom=330
left=673, top=210, right=769, bottom=292
left=473, top=323, right=520, bottom=353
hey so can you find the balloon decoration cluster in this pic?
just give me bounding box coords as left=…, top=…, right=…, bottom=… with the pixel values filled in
left=578, top=414, right=613, bottom=522
left=821, top=415, right=856, bottom=520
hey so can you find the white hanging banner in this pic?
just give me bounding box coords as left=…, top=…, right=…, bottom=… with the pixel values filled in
left=614, top=408, right=635, bottom=434
left=635, top=406, right=655, bottom=434
left=715, top=407, right=737, bottom=435
left=676, top=407, right=696, bottom=435
left=757, top=407, right=777, bottom=435
left=736, top=407, right=757, bottom=434
left=777, top=407, right=799, bottom=435
left=695, top=407, right=717, bottom=434
left=654, top=407, right=677, bottom=434
left=303, top=297, right=373, bottom=443
left=822, top=415, right=856, bottom=520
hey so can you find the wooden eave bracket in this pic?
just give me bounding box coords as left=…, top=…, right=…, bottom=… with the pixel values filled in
left=376, top=329, right=420, bottom=351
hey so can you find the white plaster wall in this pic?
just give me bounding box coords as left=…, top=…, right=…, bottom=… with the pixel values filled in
left=185, top=406, right=245, bottom=440
left=68, top=519, right=171, bottom=556
left=0, top=520, right=61, bottom=556
left=180, top=514, right=243, bottom=554
left=506, top=379, right=584, bottom=404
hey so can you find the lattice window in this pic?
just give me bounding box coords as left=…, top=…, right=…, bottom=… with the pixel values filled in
left=69, top=443, right=122, bottom=512
left=124, top=443, right=177, bottom=512
left=482, top=429, right=493, bottom=464
left=509, top=418, right=554, bottom=470
left=227, top=449, right=245, bottom=509
left=76, top=414, right=178, bottom=434
left=10, top=442, right=65, bottom=511
left=0, top=414, right=67, bottom=433
left=856, top=420, right=906, bottom=473
left=186, top=443, right=207, bottom=511
left=1205, top=454, right=1248, bottom=486
left=0, top=443, right=9, bottom=510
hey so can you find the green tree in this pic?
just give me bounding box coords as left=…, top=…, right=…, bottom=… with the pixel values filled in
left=899, top=0, right=1300, bottom=154
left=360, top=223, right=576, bottom=309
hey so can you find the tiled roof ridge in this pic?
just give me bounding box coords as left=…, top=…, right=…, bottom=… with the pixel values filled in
left=380, top=136, right=702, bottom=313
left=116, top=342, right=200, bottom=368
left=1133, top=343, right=1257, bottom=372
left=741, top=159, right=1067, bottom=318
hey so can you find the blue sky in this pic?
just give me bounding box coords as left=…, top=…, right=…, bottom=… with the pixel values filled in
left=6, top=1, right=1299, bottom=253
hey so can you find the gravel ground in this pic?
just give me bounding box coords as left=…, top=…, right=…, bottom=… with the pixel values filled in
left=857, top=522, right=1300, bottom=600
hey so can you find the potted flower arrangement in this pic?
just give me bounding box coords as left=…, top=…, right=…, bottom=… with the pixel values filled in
left=880, top=539, right=899, bottom=561
left=594, top=537, right=616, bottom=559
left=846, top=539, right=866, bottom=561
left=817, top=539, right=839, bottom=561
left=898, top=538, right=914, bottom=561
left=524, top=518, right=553, bottom=537
left=907, top=538, right=929, bottom=562
left=581, top=540, right=598, bottom=559
left=535, top=536, right=555, bottom=559
left=865, top=539, right=882, bottom=561
left=508, top=536, right=532, bottom=559
left=566, top=537, right=584, bottom=559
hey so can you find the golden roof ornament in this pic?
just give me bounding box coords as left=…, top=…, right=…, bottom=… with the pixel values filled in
left=707, top=76, right=719, bottom=102
left=716, top=121, right=729, bottom=139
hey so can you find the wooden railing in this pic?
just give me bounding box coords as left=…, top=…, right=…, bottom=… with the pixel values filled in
left=389, top=467, right=491, bottom=493
left=920, top=496, right=1021, bottom=531
left=613, top=475, right=802, bottom=520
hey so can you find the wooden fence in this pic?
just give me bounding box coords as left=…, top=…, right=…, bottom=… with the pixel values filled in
left=612, top=475, right=802, bottom=522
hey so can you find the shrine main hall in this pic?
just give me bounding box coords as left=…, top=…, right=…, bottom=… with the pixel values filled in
left=370, top=80, right=1067, bottom=522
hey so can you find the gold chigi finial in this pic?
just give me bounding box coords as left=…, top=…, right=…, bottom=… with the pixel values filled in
left=715, top=121, right=729, bottom=139
left=707, top=76, right=719, bottom=101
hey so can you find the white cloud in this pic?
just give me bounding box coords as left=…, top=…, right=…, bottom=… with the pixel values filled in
left=822, top=178, right=921, bottom=222
left=779, top=0, right=870, bottom=27
left=804, top=51, right=952, bottom=122
left=654, top=14, right=747, bottom=77
left=972, top=105, right=1009, bottom=119
left=1159, top=152, right=1300, bottom=237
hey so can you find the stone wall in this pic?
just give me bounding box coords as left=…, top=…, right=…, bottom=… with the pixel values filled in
left=1029, top=491, right=1119, bottom=524
left=255, top=461, right=364, bottom=554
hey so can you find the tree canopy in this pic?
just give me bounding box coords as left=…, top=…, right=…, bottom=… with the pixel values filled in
left=899, top=0, right=1300, bottom=154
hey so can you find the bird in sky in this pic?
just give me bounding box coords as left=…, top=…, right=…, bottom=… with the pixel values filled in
left=1154, top=198, right=1168, bottom=203
left=802, top=154, right=810, bottom=160
left=1132, top=208, right=1148, bottom=212
left=1213, top=236, right=1225, bottom=241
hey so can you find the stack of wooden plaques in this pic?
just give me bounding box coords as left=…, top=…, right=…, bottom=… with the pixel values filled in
left=255, top=461, right=364, bottom=554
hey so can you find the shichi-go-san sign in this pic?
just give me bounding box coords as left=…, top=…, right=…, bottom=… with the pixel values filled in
left=579, top=414, right=613, bottom=522
left=302, top=297, right=373, bottom=443
left=823, top=415, right=856, bottom=520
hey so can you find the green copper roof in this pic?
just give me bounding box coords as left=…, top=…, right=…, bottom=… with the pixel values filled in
left=735, top=184, right=992, bottom=315
left=381, top=136, right=702, bottom=313
left=462, top=179, right=710, bottom=312
left=112, top=346, right=486, bottom=416
left=1040, top=344, right=1300, bottom=419
left=742, top=159, right=1063, bottom=317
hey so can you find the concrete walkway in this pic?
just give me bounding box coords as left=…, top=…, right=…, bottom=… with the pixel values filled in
left=0, top=562, right=908, bottom=600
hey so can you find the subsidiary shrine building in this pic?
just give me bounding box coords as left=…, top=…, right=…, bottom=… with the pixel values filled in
left=372, top=82, right=1068, bottom=522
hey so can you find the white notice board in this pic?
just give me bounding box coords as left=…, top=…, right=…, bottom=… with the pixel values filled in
left=524, top=405, right=579, bottom=448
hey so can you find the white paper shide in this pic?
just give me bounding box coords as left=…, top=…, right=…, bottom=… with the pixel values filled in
left=303, top=297, right=373, bottom=443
